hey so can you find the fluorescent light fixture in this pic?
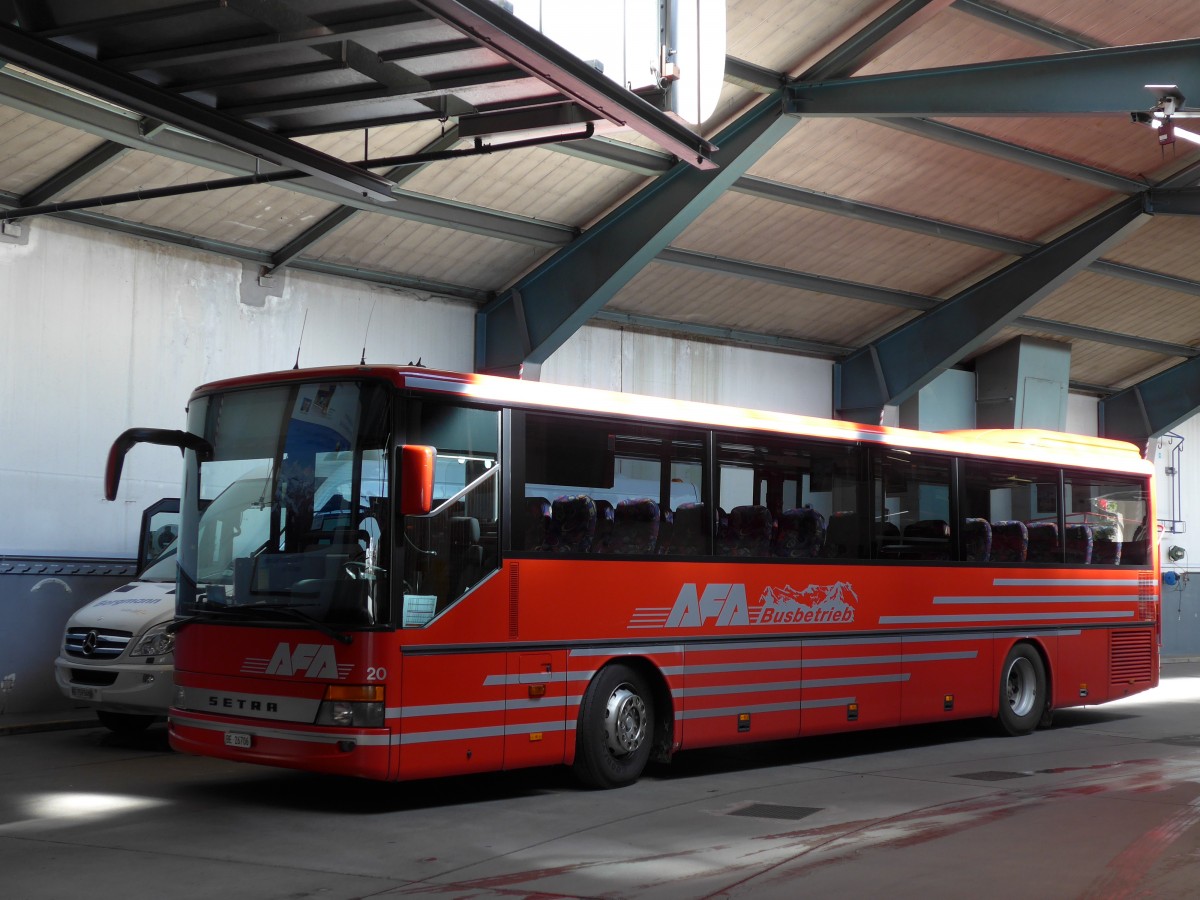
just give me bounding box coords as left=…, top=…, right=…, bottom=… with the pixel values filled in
left=1173, top=124, right=1200, bottom=146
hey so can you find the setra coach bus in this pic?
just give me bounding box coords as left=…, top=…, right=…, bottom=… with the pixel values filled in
left=105, top=365, right=1159, bottom=788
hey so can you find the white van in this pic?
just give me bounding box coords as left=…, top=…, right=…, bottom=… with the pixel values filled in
left=54, top=501, right=179, bottom=733
left=57, top=455, right=384, bottom=732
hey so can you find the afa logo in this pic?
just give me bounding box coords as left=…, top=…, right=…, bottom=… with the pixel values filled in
left=630, top=581, right=858, bottom=630
left=241, top=643, right=354, bottom=679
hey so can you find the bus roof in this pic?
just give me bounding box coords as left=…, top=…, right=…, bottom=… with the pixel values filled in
left=192, top=365, right=1152, bottom=474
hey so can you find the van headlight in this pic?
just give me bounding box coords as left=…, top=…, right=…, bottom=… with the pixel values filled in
left=314, top=685, right=384, bottom=727
left=129, top=625, right=175, bottom=659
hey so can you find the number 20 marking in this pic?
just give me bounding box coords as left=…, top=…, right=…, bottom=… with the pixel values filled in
left=366, top=666, right=387, bottom=681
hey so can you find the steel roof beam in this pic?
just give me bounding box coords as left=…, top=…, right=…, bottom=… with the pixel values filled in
left=18, top=140, right=128, bottom=208
left=474, top=0, right=958, bottom=377
left=0, top=20, right=399, bottom=202
left=409, top=0, right=716, bottom=169
left=1099, top=362, right=1200, bottom=450
left=0, top=67, right=574, bottom=246
left=104, top=10, right=435, bottom=71
left=591, top=310, right=855, bottom=359
left=0, top=190, right=490, bottom=304
left=264, top=127, right=465, bottom=276
left=732, top=176, right=1200, bottom=296
left=656, top=247, right=1198, bottom=359
left=834, top=196, right=1150, bottom=423
left=949, top=0, right=1099, bottom=52
left=475, top=91, right=796, bottom=377
left=870, top=118, right=1147, bottom=193
left=787, top=37, right=1200, bottom=118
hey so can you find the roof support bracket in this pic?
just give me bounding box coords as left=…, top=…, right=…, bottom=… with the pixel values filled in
left=474, top=91, right=794, bottom=377
left=1101, top=360, right=1200, bottom=454
left=835, top=196, right=1150, bottom=424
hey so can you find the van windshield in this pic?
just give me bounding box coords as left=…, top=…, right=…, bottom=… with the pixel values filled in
left=177, top=381, right=391, bottom=626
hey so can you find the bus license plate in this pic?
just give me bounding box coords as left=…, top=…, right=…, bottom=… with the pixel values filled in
left=70, top=686, right=98, bottom=701
left=224, top=731, right=252, bottom=749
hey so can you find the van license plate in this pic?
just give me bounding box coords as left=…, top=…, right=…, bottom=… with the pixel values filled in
left=70, top=686, right=98, bottom=701
left=224, top=732, right=252, bottom=749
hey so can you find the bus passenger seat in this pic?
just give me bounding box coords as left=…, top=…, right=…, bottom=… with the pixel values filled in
left=823, top=511, right=861, bottom=558
left=1092, top=525, right=1122, bottom=565
left=1065, top=523, right=1093, bottom=564
left=718, top=505, right=774, bottom=557
left=551, top=495, right=597, bottom=553
left=525, top=497, right=552, bottom=550
left=775, top=507, right=825, bottom=558
left=669, top=502, right=708, bottom=555
left=962, top=517, right=992, bottom=561
left=990, top=520, right=1029, bottom=563
left=903, top=519, right=950, bottom=560
left=1026, top=521, right=1060, bottom=562
left=593, top=499, right=615, bottom=552
left=609, top=498, right=661, bottom=554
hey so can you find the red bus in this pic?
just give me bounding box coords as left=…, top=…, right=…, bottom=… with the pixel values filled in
left=106, top=365, right=1159, bottom=788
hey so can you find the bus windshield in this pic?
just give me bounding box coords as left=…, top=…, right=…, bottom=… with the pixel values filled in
left=177, top=380, right=391, bottom=627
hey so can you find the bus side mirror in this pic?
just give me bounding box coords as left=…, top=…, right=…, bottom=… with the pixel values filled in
left=399, top=445, right=436, bottom=515
left=105, top=428, right=213, bottom=501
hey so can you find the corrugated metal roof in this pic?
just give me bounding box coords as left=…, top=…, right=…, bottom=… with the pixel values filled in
left=3, top=0, right=1200, bottom=404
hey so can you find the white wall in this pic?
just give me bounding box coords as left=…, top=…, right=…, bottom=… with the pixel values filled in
left=1, top=218, right=473, bottom=557
left=541, top=325, right=833, bottom=416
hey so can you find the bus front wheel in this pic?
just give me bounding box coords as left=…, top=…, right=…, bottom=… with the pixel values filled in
left=997, top=644, right=1046, bottom=736
left=573, top=663, right=654, bottom=789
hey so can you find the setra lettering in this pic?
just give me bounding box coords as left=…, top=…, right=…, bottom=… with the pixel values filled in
left=208, top=696, right=278, bottom=712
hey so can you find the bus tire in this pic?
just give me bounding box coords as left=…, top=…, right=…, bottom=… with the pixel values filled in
left=96, top=711, right=155, bottom=734
left=997, top=644, right=1046, bottom=736
left=573, top=663, right=654, bottom=789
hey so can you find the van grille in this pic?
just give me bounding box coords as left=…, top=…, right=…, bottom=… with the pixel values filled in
left=1110, top=629, right=1154, bottom=687
left=64, top=628, right=132, bottom=660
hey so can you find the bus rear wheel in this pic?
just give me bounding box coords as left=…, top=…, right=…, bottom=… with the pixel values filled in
left=997, top=644, right=1046, bottom=736
left=573, top=663, right=654, bottom=789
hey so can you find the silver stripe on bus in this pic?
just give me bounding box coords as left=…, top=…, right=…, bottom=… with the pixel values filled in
left=393, top=697, right=568, bottom=720
left=482, top=671, right=570, bottom=686
left=398, top=720, right=569, bottom=745
left=934, top=594, right=1139, bottom=604
left=675, top=673, right=909, bottom=699
left=802, top=651, right=976, bottom=667
left=569, top=645, right=686, bottom=657
left=993, top=578, right=1139, bottom=587
left=880, top=611, right=1135, bottom=624
left=171, top=714, right=391, bottom=746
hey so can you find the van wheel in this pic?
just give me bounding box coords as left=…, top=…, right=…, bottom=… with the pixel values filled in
left=96, top=711, right=155, bottom=734
left=997, top=644, right=1045, bottom=736
left=573, top=663, right=654, bottom=789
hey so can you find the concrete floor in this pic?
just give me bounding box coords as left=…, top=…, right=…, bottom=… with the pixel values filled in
left=2, top=662, right=1200, bottom=900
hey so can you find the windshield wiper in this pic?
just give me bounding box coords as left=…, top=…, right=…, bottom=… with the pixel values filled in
left=246, top=603, right=353, bottom=645
left=165, top=606, right=246, bottom=633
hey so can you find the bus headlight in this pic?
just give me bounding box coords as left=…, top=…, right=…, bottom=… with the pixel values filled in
left=314, top=685, right=384, bottom=728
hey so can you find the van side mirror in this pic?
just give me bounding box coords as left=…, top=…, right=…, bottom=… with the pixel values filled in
left=399, top=445, right=436, bottom=515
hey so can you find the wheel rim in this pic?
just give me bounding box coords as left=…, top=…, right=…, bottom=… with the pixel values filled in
left=603, top=683, right=648, bottom=757
left=1006, top=656, right=1037, bottom=717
